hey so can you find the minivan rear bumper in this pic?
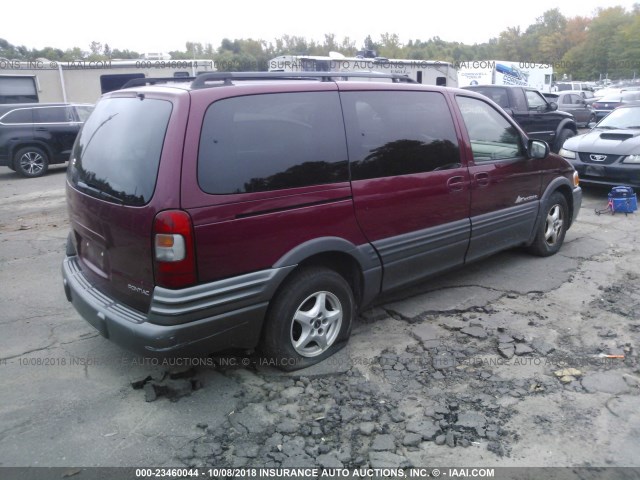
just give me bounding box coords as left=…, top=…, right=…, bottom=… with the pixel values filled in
left=62, top=256, right=292, bottom=357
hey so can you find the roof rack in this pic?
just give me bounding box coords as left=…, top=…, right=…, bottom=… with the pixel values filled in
left=121, top=76, right=195, bottom=89
left=190, top=71, right=415, bottom=89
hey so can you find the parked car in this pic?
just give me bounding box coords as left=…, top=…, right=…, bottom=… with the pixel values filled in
left=560, top=104, right=640, bottom=188
left=544, top=91, right=596, bottom=127
left=462, top=84, right=577, bottom=152
left=0, top=103, right=94, bottom=177
left=592, top=91, right=640, bottom=121
left=592, top=87, right=623, bottom=103
left=62, top=72, right=582, bottom=370
left=554, top=82, right=593, bottom=92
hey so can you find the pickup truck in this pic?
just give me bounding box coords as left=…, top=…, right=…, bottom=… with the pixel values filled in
left=462, top=85, right=577, bottom=152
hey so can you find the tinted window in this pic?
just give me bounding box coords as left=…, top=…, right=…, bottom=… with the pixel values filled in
left=525, top=90, right=547, bottom=109
left=33, top=107, right=73, bottom=123
left=511, top=88, right=528, bottom=111
left=68, top=97, right=172, bottom=206
left=1, top=108, right=33, bottom=124
left=456, top=96, right=523, bottom=163
left=470, top=87, right=508, bottom=108
left=341, top=91, right=460, bottom=180
left=198, top=92, right=348, bottom=194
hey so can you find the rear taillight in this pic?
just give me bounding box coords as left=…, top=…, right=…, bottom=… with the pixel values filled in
left=153, top=210, right=197, bottom=289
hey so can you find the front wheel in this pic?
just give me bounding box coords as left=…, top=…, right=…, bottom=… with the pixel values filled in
left=528, top=192, right=568, bottom=257
left=261, top=267, right=354, bottom=371
left=14, top=147, right=49, bottom=178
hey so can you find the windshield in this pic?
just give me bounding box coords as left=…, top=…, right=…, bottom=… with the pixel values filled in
left=597, top=107, right=640, bottom=129
left=68, top=97, right=172, bottom=206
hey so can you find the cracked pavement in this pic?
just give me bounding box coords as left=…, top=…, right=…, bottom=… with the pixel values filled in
left=0, top=166, right=638, bottom=470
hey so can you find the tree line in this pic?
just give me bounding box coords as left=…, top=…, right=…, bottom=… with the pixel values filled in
left=1, top=6, right=639, bottom=80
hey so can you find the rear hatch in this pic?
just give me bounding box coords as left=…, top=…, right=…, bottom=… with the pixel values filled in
left=66, top=90, right=187, bottom=313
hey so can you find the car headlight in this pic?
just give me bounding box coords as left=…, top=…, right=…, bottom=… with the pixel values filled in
left=622, top=154, right=640, bottom=164
left=559, top=148, right=576, bottom=159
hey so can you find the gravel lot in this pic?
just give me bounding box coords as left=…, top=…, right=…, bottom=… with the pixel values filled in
left=0, top=164, right=639, bottom=475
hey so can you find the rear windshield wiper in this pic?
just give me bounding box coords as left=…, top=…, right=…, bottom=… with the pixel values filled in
left=76, top=181, right=124, bottom=205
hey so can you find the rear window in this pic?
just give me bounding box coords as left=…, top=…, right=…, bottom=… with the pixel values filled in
left=465, top=87, right=509, bottom=108
left=68, top=97, right=172, bottom=206
left=0, top=108, right=33, bottom=124
left=198, top=92, right=348, bottom=194
left=598, top=94, right=625, bottom=102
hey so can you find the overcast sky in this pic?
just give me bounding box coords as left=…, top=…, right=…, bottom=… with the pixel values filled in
left=3, top=0, right=637, bottom=55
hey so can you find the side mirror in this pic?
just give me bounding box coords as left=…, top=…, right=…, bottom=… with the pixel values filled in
left=547, top=102, right=558, bottom=111
left=528, top=139, right=549, bottom=159
left=503, top=108, right=514, bottom=117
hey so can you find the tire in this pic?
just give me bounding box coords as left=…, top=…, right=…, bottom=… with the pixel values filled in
left=14, top=146, right=49, bottom=178
left=554, top=129, right=575, bottom=153
left=587, top=113, right=596, bottom=127
left=261, top=267, right=355, bottom=371
left=528, top=192, right=568, bottom=257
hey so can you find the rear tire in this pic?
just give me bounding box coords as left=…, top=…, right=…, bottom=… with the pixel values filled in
left=528, top=192, right=568, bottom=257
left=261, top=267, right=354, bottom=371
left=14, top=147, right=49, bottom=178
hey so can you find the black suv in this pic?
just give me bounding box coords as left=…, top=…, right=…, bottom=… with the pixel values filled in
left=462, top=85, right=577, bottom=152
left=0, top=103, right=94, bottom=177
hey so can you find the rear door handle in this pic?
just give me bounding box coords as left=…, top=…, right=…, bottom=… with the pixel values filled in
left=447, top=175, right=464, bottom=192
left=474, top=172, right=490, bottom=187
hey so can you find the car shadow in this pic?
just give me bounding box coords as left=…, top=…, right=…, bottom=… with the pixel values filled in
left=0, top=164, right=68, bottom=180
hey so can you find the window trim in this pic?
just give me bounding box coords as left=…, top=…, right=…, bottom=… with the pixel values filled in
left=196, top=91, right=350, bottom=195
left=341, top=89, right=462, bottom=181
left=0, top=105, right=90, bottom=126
left=455, top=94, right=526, bottom=165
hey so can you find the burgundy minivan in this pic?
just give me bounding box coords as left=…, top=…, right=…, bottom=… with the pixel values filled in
left=62, top=72, right=582, bottom=370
